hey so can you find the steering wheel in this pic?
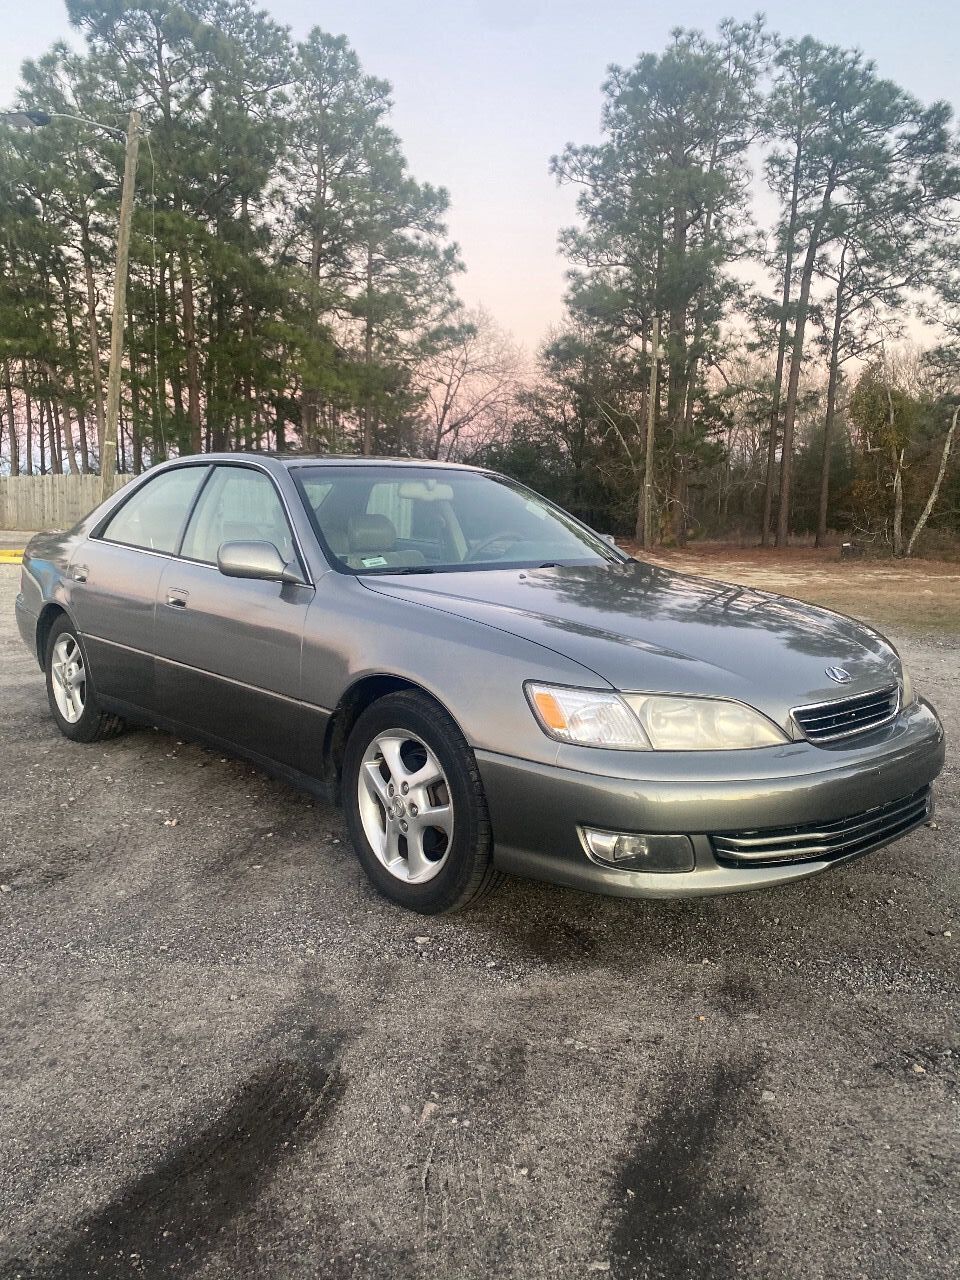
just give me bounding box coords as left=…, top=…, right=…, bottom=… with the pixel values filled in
left=465, top=531, right=526, bottom=563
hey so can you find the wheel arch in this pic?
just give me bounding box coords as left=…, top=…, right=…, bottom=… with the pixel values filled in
left=323, top=674, right=466, bottom=799
left=35, top=602, right=72, bottom=668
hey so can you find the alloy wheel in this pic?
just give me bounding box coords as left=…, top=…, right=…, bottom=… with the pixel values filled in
left=357, top=729, right=454, bottom=883
left=51, top=634, right=86, bottom=724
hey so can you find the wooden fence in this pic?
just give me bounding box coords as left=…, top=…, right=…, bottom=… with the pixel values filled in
left=0, top=475, right=133, bottom=531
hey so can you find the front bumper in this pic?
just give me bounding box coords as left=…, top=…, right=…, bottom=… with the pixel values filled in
left=477, top=698, right=945, bottom=899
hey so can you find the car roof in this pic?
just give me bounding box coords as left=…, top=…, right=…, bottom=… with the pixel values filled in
left=174, top=452, right=484, bottom=472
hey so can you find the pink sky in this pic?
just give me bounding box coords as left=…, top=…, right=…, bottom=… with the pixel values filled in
left=3, top=0, right=958, bottom=351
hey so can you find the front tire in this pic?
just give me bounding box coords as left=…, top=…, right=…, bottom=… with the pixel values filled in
left=45, top=615, right=124, bottom=743
left=342, top=690, right=503, bottom=913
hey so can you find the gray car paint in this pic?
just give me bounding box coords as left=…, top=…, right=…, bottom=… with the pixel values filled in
left=15, top=453, right=946, bottom=901
left=154, top=557, right=314, bottom=769
left=363, top=562, right=903, bottom=730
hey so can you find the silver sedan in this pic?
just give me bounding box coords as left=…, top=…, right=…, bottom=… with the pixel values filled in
left=16, top=454, right=945, bottom=913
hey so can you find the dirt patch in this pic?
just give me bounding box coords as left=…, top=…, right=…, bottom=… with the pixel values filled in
left=627, top=544, right=960, bottom=632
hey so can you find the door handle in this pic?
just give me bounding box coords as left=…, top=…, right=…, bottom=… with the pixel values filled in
left=165, top=589, right=189, bottom=609
left=72, top=565, right=88, bottom=583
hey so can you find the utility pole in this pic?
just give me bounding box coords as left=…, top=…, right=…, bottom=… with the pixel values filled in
left=640, top=315, right=660, bottom=548
left=101, top=109, right=141, bottom=501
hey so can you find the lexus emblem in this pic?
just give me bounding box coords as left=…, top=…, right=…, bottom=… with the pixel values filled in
left=825, top=666, right=852, bottom=684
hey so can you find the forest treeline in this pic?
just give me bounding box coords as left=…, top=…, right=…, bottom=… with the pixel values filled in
left=1, top=5, right=960, bottom=552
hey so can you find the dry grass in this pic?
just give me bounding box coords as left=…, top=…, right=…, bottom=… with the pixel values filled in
left=624, top=544, right=960, bottom=634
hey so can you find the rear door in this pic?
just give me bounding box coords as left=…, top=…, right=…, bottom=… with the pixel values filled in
left=68, top=465, right=210, bottom=711
left=153, top=463, right=313, bottom=769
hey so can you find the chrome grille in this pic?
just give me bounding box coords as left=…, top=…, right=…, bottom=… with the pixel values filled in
left=711, top=786, right=931, bottom=866
left=792, top=685, right=899, bottom=743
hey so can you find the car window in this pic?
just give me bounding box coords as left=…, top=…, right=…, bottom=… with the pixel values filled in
left=301, top=479, right=333, bottom=511
left=366, top=481, right=417, bottom=537
left=180, top=465, right=295, bottom=565
left=294, top=465, right=621, bottom=573
left=100, top=466, right=209, bottom=554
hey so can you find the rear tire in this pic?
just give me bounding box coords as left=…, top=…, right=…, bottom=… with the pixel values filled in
left=45, top=615, right=125, bottom=743
left=342, top=690, right=504, bottom=913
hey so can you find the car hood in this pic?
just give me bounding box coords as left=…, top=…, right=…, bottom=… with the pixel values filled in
left=363, top=561, right=902, bottom=731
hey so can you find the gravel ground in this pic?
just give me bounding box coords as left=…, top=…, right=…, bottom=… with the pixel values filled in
left=0, top=562, right=957, bottom=1280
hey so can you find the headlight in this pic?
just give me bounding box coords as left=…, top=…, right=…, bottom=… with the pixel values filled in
left=900, top=662, right=916, bottom=707
left=526, top=684, right=651, bottom=748
left=526, top=684, right=788, bottom=750
left=624, top=694, right=788, bottom=750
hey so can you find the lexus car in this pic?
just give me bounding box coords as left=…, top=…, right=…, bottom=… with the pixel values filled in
left=16, top=454, right=945, bottom=913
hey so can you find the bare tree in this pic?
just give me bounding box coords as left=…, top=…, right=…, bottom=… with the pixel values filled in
left=906, top=401, right=959, bottom=555
left=416, top=308, right=526, bottom=460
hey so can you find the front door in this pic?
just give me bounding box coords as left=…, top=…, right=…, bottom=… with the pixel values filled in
left=154, top=464, right=313, bottom=770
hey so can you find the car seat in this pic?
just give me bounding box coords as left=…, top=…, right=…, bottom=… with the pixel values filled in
left=344, top=514, right=426, bottom=569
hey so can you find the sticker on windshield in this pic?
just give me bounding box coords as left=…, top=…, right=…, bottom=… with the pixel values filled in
left=361, top=555, right=389, bottom=567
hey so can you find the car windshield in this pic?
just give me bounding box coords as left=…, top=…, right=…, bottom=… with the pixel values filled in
left=294, top=465, right=622, bottom=574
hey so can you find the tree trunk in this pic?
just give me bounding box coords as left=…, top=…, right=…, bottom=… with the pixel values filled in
left=210, top=286, right=227, bottom=451
left=683, top=132, right=722, bottom=445
left=816, top=268, right=846, bottom=548
left=775, top=259, right=814, bottom=548
left=3, top=362, right=20, bottom=476
left=81, top=223, right=107, bottom=463
left=56, top=399, right=75, bottom=475
left=61, top=288, right=91, bottom=474
left=241, top=285, right=255, bottom=452
left=300, top=145, right=329, bottom=450
left=37, top=397, right=47, bottom=475
left=166, top=259, right=188, bottom=447
left=301, top=397, right=319, bottom=451
left=886, top=386, right=904, bottom=556
left=639, top=315, right=660, bottom=547
left=148, top=258, right=166, bottom=462
left=21, top=363, right=34, bottom=475
left=762, top=131, right=803, bottom=547
left=45, top=399, right=62, bottom=475
left=180, top=249, right=203, bottom=454
left=667, top=193, right=689, bottom=545
left=129, top=314, right=143, bottom=474
left=361, top=244, right=375, bottom=456
left=892, top=454, right=904, bottom=556
left=330, top=405, right=341, bottom=454
left=906, top=404, right=960, bottom=556
left=776, top=179, right=836, bottom=548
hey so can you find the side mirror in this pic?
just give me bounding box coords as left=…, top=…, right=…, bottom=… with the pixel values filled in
left=217, top=540, right=305, bottom=586
left=600, top=533, right=618, bottom=546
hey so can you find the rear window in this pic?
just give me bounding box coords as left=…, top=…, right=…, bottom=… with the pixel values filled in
left=100, top=467, right=208, bottom=554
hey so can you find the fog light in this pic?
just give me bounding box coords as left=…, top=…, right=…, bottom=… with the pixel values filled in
left=579, top=828, right=695, bottom=872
